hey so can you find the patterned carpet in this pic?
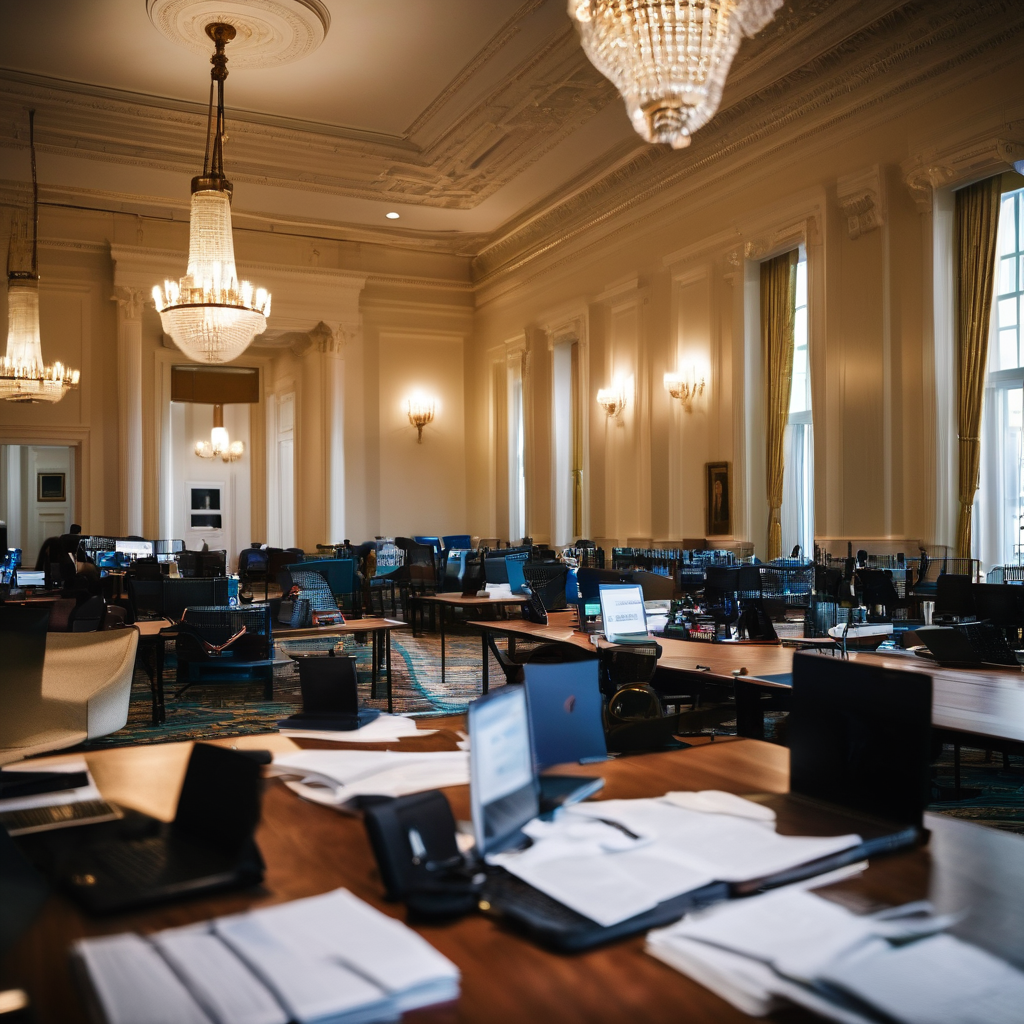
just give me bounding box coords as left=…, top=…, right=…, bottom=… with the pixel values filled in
left=75, top=629, right=506, bottom=751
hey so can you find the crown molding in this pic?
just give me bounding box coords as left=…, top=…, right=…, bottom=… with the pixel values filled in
left=471, top=0, right=1024, bottom=293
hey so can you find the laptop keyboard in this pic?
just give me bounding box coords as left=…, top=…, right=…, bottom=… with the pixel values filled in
left=483, top=869, right=592, bottom=928
left=91, top=836, right=171, bottom=889
left=958, top=622, right=1017, bottom=665
left=0, top=800, right=121, bottom=836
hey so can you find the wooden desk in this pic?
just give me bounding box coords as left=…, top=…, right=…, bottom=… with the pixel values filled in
left=413, top=595, right=528, bottom=688
left=276, top=617, right=409, bottom=713
left=5, top=729, right=1024, bottom=1023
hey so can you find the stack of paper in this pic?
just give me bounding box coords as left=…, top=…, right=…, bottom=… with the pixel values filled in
left=646, top=887, right=1024, bottom=1023
left=268, top=749, right=469, bottom=811
left=74, top=888, right=460, bottom=1024
left=490, top=796, right=861, bottom=927
left=278, top=714, right=437, bottom=743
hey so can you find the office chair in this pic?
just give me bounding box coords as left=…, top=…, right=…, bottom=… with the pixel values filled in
left=173, top=603, right=275, bottom=699
left=523, top=563, right=569, bottom=610
left=162, top=577, right=230, bottom=622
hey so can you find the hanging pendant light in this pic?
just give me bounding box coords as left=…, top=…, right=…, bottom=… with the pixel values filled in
left=0, top=111, right=80, bottom=404
left=153, top=23, right=270, bottom=364
left=569, top=0, right=783, bottom=150
left=194, top=404, right=244, bottom=462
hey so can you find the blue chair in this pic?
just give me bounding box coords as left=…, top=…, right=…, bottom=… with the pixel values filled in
left=284, top=559, right=361, bottom=615
left=442, top=535, right=472, bottom=551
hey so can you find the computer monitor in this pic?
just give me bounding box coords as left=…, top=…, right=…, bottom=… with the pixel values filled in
left=15, top=569, right=46, bottom=589
left=469, top=686, right=539, bottom=858
left=115, top=539, right=154, bottom=559
left=972, top=583, right=1024, bottom=628
left=577, top=567, right=635, bottom=618
left=0, top=520, right=7, bottom=560
left=934, top=574, right=974, bottom=617
left=790, top=653, right=932, bottom=827
left=505, top=557, right=527, bottom=594
left=598, top=584, right=649, bottom=644
left=484, top=555, right=509, bottom=585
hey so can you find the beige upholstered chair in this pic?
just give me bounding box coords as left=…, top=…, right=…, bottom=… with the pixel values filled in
left=0, top=628, right=139, bottom=764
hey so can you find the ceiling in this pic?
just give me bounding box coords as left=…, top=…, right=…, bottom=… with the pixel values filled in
left=0, top=0, right=1007, bottom=245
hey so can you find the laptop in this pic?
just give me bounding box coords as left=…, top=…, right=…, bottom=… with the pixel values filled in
left=19, top=744, right=264, bottom=914
left=523, top=660, right=608, bottom=771
left=278, top=654, right=380, bottom=731
left=598, top=583, right=650, bottom=645
left=473, top=654, right=926, bottom=951
left=505, top=557, right=528, bottom=595
left=15, top=569, right=46, bottom=589
left=914, top=623, right=1018, bottom=668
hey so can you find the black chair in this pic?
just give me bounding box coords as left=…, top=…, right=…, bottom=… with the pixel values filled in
left=127, top=577, right=164, bottom=622
left=523, top=563, right=569, bottom=611
left=69, top=596, right=106, bottom=632
left=173, top=603, right=275, bottom=699
left=238, top=547, right=270, bottom=599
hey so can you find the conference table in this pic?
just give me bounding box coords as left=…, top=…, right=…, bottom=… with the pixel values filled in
left=4, top=724, right=1023, bottom=1023
left=469, top=617, right=1024, bottom=748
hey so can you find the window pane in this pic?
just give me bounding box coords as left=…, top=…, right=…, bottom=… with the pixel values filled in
left=998, top=295, right=1018, bottom=328
left=998, top=329, right=1018, bottom=371
left=795, top=261, right=807, bottom=307
left=998, top=194, right=1016, bottom=257
left=998, top=256, right=1017, bottom=296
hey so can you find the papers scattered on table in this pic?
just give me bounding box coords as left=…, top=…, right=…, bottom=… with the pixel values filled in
left=489, top=795, right=861, bottom=927
left=74, top=888, right=460, bottom=1024
left=0, top=759, right=100, bottom=813
left=268, top=749, right=469, bottom=811
left=278, top=714, right=437, bottom=744
left=646, top=887, right=1024, bottom=1024
left=0, top=759, right=121, bottom=835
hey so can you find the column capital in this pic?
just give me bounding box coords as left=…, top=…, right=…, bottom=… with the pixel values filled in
left=111, top=285, right=146, bottom=321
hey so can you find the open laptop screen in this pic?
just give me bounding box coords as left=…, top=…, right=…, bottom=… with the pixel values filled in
left=469, top=687, right=539, bottom=857
left=523, top=660, right=606, bottom=770
left=115, top=539, right=154, bottom=558
left=15, top=569, right=46, bottom=588
left=599, top=584, right=648, bottom=643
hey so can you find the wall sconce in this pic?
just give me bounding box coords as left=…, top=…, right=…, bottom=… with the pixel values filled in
left=195, top=404, right=244, bottom=462
left=596, top=385, right=626, bottom=418
left=664, top=370, right=706, bottom=412
left=407, top=395, right=436, bottom=442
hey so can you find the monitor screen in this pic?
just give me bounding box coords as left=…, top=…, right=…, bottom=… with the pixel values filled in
left=116, top=540, right=154, bottom=558
left=469, top=687, right=538, bottom=857
left=16, top=569, right=46, bottom=588
left=599, top=584, right=648, bottom=643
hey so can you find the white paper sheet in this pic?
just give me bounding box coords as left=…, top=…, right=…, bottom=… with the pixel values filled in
left=150, top=926, right=288, bottom=1024
left=0, top=759, right=103, bottom=812
left=269, top=749, right=469, bottom=810
left=278, top=714, right=437, bottom=744
left=74, top=934, right=214, bottom=1024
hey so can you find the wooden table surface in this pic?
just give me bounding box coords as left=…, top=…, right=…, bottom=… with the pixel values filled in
left=5, top=725, right=1024, bottom=1023
left=417, top=594, right=529, bottom=607
left=275, top=617, right=409, bottom=640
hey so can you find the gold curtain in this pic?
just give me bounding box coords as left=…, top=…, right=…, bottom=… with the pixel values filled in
left=570, top=340, right=583, bottom=539
left=954, top=176, right=1002, bottom=558
left=761, top=249, right=799, bottom=561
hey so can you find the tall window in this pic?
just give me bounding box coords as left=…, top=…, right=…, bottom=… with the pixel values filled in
left=976, top=185, right=1024, bottom=569
left=782, top=255, right=813, bottom=558
left=551, top=341, right=573, bottom=547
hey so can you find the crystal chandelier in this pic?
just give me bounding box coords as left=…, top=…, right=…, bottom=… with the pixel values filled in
left=0, top=111, right=80, bottom=404
left=153, top=23, right=270, bottom=364
left=569, top=0, right=784, bottom=149
left=195, top=404, right=244, bottom=462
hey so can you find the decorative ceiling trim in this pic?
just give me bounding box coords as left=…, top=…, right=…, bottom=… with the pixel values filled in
left=472, top=0, right=1024, bottom=291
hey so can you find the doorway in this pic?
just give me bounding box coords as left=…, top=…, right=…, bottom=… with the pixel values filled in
left=0, top=444, right=76, bottom=565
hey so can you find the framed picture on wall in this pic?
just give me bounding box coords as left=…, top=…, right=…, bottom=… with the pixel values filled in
left=37, top=472, right=66, bottom=502
left=706, top=462, right=731, bottom=537
left=189, top=484, right=223, bottom=530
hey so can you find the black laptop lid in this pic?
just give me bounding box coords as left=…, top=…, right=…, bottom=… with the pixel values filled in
left=173, top=744, right=262, bottom=853
left=790, top=653, right=932, bottom=827
left=297, top=656, right=359, bottom=715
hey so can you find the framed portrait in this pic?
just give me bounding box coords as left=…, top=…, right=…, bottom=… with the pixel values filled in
left=188, top=484, right=223, bottom=531
left=37, top=472, right=66, bottom=502
left=706, top=462, right=731, bottom=537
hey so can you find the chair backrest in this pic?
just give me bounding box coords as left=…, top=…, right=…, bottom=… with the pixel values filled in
left=181, top=604, right=273, bottom=658
left=237, top=548, right=269, bottom=575
left=197, top=550, right=227, bottom=578
left=287, top=568, right=339, bottom=612
left=128, top=577, right=163, bottom=620
left=69, top=596, right=106, bottom=632
left=373, top=539, right=404, bottom=577
left=597, top=641, right=662, bottom=695
left=523, top=563, right=569, bottom=610
left=442, top=535, right=472, bottom=551
left=163, top=577, right=230, bottom=621
left=285, top=558, right=356, bottom=597
left=414, top=536, right=442, bottom=557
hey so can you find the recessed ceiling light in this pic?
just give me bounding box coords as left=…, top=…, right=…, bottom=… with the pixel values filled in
left=385, top=211, right=400, bottom=220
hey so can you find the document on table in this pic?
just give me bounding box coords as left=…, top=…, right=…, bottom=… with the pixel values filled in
left=268, top=749, right=469, bottom=810
left=74, top=888, right=460, bottom=1024
left=0, top=759, right=102, bottom=812
left=646, top=886, right=1024, bottom=1024
left=278, top=714, right=437, bottom=743
left=491, top=797, right=861, bottom=927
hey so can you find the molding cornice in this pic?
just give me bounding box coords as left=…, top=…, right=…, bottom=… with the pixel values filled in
left=901, top=128, right=1024, bottom=212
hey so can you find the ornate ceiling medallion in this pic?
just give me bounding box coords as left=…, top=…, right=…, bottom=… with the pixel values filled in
left=147, top=0, right=330, bottom=69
